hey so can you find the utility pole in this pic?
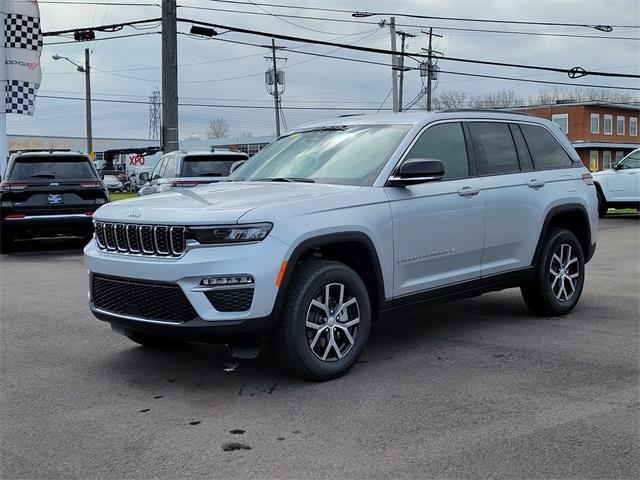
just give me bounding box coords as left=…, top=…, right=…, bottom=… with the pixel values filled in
left=389, top=17, right=399, bottom=113
left=422, top=28, right=442, bottom=111
left=396, top=31, right=416, bottom=112
left=162, top=0, right=179, bottom=153
left=84, top=48, right=93, bottom=156
left=265, top=39, right=286, bottom=137
left=271, top=39, right=281, bottom=137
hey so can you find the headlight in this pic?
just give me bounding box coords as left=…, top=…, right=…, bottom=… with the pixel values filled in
left=187, top=223, right=273, bottom=244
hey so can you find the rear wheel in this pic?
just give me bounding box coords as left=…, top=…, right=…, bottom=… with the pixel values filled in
left=521, top=228, right=585, bottom=316
left=270, top=260, right=371, bottom=381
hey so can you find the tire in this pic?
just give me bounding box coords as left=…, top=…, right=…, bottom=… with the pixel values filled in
left=0, top=228, right=13, bottom=253
left=270, top=260, right=371, bottom=381
left=126, top=331, right=185, bottom=349
left=597, top=189, right=608, bottom=218
left=521, top=228, right=585, bottom=316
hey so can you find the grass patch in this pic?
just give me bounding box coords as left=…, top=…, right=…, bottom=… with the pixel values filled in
left=608, top=208, right=638, bottom=215
left=109, top=192, right=137, bottom=202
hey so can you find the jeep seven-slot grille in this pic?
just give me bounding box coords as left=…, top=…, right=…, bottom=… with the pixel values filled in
left=94, top=221, right=186, bottom=256
left=92, top=274, right=197, bottom=322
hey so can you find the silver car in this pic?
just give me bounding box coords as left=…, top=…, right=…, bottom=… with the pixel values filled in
left=137, top=150, right=249, bottom=196
left=85, top=111, right=598, bottom=380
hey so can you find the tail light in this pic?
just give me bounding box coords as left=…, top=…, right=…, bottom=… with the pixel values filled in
left=170, top=181, right=199, bottom=188
left=0, top=183, right=28, bottom=191
left=582, top=173, right=594, bottom=185
left=5, top=214, right=26, bottom=219
left=84, top=212, right=94, bottom=216
left=80, top=181, right=104, bottom=188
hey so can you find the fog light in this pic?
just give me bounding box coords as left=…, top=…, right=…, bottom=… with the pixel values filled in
left=200, top=275, right=254, bottom=287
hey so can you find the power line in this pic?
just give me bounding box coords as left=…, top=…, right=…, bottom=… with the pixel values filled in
left=202, top=0, right=640, bottom=30
left=45, top=31, right=159, bottom=45
left=177, top=3, right=640, bottom=41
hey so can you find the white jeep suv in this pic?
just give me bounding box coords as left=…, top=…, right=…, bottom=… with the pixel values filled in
left=84, top=112, right=598, bottom=380
left=593, top=148, right=640, bottom=217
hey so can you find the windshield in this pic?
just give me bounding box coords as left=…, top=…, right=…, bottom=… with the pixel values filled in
left=181, top=155, right=242, bottom=177
left=227, top=124, right=411, bottom=186
left=9, top=156, right=97, bottom=180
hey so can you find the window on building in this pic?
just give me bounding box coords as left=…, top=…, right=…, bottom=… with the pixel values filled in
left=615, top=151, right=624, bottom=163
left=603, top=151, right=612, bottom=169
left=590, top=113, right=599, bottom=134
left=617, top=116, right=625, bottom=135
left=552, top=113, right=569, bottom=134
left=604, top=115, right=613, bottom=135
left=589, top=150, right=599, bottom=172
left=630, top=117, right=638, bottom=137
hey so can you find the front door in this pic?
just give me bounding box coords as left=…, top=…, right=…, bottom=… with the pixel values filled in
left=385, top=122, right=485, bottom=298
left=609, top=151, right=640, bottom=201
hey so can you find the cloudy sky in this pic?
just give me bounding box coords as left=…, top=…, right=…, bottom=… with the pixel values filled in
left=7, top=0, right=640, bottom=141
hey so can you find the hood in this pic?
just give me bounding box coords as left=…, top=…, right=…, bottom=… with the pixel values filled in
left=592, top=168, right=615, bottom=178
left=94, top=181, right=361, bottom=224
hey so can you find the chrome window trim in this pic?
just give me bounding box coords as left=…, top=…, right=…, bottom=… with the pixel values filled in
left=384, top=117, right=579, bottom=185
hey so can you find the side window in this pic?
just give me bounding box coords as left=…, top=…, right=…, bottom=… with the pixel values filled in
left=151, top=158, right=166, bottom=180
left=469, top=122, right=519, bottom=175
left=405, top=122, right=469, bottom=180
left=162, top=157, right=176, bottom=178
left=510, top=124, right=534, bottom=171
left=619, top=153, right=640, bottom=169
left=520, top=124, right=574, bottom=170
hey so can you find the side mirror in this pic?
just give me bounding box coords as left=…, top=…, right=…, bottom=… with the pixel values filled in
left=98, top=172, right=104, bottom=180
left=230, top=160, right=246, bottom=174
left=388, top=158, right=445, bottom=186
left=139, top=172, right=150, bottom=182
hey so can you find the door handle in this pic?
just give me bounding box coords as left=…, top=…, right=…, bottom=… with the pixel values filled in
left=527, top=179, right=546, bottom=189
left=457, top=186, right=480, bottom=197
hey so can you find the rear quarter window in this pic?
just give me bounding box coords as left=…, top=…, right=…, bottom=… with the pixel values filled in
left=9, top=156, right=96, bottom=180
left=520, top=124, right=575, bottom=170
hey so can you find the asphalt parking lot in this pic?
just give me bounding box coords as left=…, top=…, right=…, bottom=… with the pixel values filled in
left=1, top=216, right=638, bottom=479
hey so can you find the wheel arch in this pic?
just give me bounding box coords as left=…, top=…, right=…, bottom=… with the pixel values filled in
left=532, top=204, right=593, bottom=266
left=273, top=232, right=386, bottom=320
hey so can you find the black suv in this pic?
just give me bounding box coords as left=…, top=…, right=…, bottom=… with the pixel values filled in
left=0, top=152, right=109, bottom=249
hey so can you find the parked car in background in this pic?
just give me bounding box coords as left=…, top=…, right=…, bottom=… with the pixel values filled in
left=85, top=111, right=598, bottom=380
left=137, top=150, right=249, bottom=196
left=593, top=148, right=640, bottom=217
left=103, top=175, right=124, bottom=193
left=1, top=151, right=108, bottom=250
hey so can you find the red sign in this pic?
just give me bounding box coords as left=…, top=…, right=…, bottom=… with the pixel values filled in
left=129, top=155, right=145, bottom=166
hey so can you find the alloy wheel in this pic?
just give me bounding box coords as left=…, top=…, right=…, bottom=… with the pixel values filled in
left=549, top=243, right=580, bottom=302
left=305, top=283, right=360, bottom=362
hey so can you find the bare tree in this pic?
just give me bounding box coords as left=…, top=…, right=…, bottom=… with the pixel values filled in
left=432, top=90, right=468, bottom=110
left=470, top=89, right=524, bottom=109
left=208, top=118, right=229, bottom=139
left=530, top=87, right=637, bottom=105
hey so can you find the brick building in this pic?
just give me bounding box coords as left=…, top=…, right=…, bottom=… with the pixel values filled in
left=511, top=101, right=639, bottom=171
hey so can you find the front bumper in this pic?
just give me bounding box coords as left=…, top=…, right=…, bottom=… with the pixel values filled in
left=84, top=235, right=291, bottom=340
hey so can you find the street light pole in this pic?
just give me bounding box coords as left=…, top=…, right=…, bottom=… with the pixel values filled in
left=84, top=48, right=93, bottom=156
left=52, top=52, right=92, bottom=155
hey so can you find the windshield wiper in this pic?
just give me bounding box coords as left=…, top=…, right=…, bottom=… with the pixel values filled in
left=302, top=126, right=348, bottom=133
left=255, top=177, right=315, bottom=183
left=30, top=174, right=55, bottom=179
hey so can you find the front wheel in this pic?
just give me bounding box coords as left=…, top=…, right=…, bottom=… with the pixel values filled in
left=521, top=228, right=585, bottom=316
left=270, top=260, right=371, bottom=381
left=597, top=189, right=608, bottom=218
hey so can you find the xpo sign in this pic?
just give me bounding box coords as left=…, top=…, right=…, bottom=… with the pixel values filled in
left=129, top=155, right=145, bottom=166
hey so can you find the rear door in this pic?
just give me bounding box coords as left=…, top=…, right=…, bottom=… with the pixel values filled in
left=386, top=121, right=485, bottom=297
left=3, top=155, right=105, bottom=216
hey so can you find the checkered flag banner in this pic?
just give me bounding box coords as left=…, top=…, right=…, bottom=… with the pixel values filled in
left=6, top=79, right=38, bottom=115
left=3, top=1, right=43, bottom=116
left=5, top=13, right=43, bottom=51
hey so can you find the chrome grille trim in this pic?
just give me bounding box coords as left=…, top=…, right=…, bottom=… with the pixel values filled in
left=93, top=221, right=187, bottom=257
